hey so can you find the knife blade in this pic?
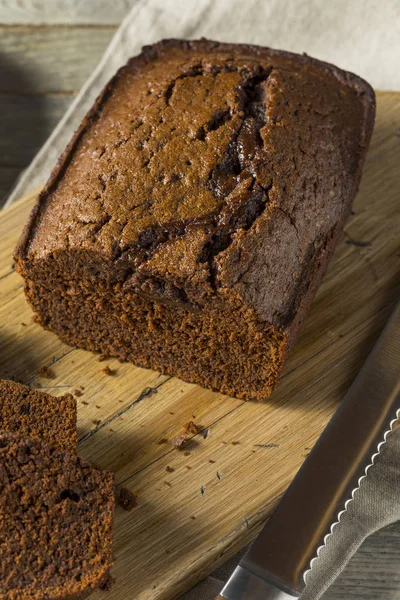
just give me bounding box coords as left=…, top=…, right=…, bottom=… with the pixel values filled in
left=218, top=301, right=400, bottom=600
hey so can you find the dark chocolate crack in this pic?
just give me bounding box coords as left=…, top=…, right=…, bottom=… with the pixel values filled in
left=114, top=66, right=274, bottom=298
left=196, top=108, right=233, bottom=141
left=164, top=63, right=204, bottom=105
left=207, top=66, right=272, bottom=199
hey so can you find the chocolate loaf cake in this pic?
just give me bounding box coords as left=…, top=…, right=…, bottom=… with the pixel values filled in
left=15, top=40, right=375, bottom=401
left=0, top=379, right=76, bottom=452
left=0, top=433, right=114, bottom=599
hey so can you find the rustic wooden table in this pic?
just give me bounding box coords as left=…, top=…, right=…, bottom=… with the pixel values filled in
left=0, top=3, right=399, bottom=598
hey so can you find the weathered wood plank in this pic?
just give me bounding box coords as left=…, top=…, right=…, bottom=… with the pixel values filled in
left=0, top=93, right=72, bottom=167
left=183, top=522, right=400, bottom=600
left=325, top=523, right=400, bottom=599
left=0, top=94, right=72, bottom=205
left=0, top=0, right=131, bottom=24
left=0, top=166, right=21, bottom=201
left=0, top=93, right=399, bottom=600
left=0, top=25, right=116, bottom=206
left=0, top=26, right=116, bottom=93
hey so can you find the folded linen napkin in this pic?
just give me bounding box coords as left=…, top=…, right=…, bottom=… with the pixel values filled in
left=5, top=1, right=400, bottom=598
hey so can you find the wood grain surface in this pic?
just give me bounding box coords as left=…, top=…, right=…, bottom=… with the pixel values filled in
left=0, top=92, right=399, bottom=599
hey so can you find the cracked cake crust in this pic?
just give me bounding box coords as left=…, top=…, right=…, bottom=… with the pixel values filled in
left=15, top=39, right=375, bottom=401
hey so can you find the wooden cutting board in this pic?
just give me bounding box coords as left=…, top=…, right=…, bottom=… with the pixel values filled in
left=0, top=92, right=399, bottom=600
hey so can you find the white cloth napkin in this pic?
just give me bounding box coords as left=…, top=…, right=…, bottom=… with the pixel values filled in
left=5, top=1, right=400, bottom=598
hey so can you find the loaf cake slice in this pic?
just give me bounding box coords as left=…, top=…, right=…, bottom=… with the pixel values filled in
left=15, top=39, right=375, bottom=401
left=0, top=433, right=114, bottom=599
left=0, top=379, right=77, bottom=452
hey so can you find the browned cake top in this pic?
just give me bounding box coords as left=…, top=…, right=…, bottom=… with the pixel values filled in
left=26, top=44, right=275, bottom=259
left=0, top=380, right=77, bottom=453
left=18, top=39, right=374, bottom=325
left=0, top=433, right=114, bottom=599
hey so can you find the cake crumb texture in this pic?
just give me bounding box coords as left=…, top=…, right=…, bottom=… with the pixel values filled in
left=0, top=379, right=77, bottom=453
left=0, top=433, right=114, bottom=600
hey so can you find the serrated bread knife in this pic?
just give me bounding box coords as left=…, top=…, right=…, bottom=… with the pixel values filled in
left=217, top=301, right=400, bottom=600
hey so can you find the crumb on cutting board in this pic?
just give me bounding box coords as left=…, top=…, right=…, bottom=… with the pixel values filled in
left=118, top=487, right=138, bottom=511
left=184, top=421, right=199, bottom=434
left=100, top=575, right=116, bottom=591
left=38, top=366, right=55, bottom=379
left=172, top=433, right=187, bottom=449
left=101, top=366, right=116, bottom=376
left=74, top=389, right=83, bottom=397
left=98, top=354, right=110, bottom=362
